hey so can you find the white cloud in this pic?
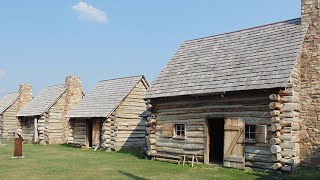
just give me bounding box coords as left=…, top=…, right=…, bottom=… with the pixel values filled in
left=72, top=1, right=107, bottom=23
left=0, top=69, right=6, bottom=78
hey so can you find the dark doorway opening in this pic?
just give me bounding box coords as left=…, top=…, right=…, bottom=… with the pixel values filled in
left=208, top=119, right=225, bottom=163
left=86, top=119, right=101, bottom=148
left=87, top=120, right=93, bottom=147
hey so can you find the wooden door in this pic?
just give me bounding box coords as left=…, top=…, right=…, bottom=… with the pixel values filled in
left=224, top=118, right=245, bottom=169
left=92, top=120, right=101, bottom=147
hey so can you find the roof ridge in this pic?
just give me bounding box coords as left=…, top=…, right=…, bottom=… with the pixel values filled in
left=46, top=84, right=65, bottom=88
left=98, top=75, right=143, bottom=82
left=5, top=92, right=19, bottom=95
left=184, top=18, right=301, bottom=43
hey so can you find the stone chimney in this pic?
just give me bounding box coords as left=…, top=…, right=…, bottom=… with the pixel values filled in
left=18, top=84, right=32, bottom=111
left=299, top=0, right=320, bottom=165
left=301, top=0, right=320, bottom=27
left=64, top=76, right=83, bottom=113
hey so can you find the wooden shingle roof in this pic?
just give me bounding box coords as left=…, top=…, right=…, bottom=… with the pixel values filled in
left=67, top=75, right=145, bottom=118
left=16, top=85, right=66, bottom=117
left=0, top=93, right=19, bottom=114
left=145, top=18, right=307, bottom=99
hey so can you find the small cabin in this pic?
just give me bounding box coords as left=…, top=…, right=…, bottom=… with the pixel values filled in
left=144, top=0, right=320, bottom=171
left=0, top=85, right=32, bottom=140
left=67, top=75, right=149, bottom=151
left=16, top=76, right=83, bottom=144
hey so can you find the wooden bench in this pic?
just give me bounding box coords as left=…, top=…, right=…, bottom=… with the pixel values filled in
left=152, top=153, right=183, bottom=164
left=182, top=153, right=201, bottom=167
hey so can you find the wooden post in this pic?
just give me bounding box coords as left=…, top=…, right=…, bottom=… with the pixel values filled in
left=34, top=118, right=38, bottom=143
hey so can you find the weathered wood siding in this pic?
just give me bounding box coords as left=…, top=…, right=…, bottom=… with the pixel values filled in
left=20, top=117, right=35, bottom=143
left=47, top=94, right=66, bottom=144
left=150, top=89, right=278, bottom=169
left=112, top=80, right=148, bottom=150
left=1, top=100, right=19, bottom=139
left=69, top=118, right=86, bottom=144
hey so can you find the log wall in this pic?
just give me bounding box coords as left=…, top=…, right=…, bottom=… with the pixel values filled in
left=47, top=94, right=66, bottom=144
left=18, top=117, right=35, bottom=143
left=112, top=80, right=148, bottom=151
left=147, top=89, right=278, bottom=170
left=269, top=63, right=302, bottom=172
left=68, top=118, right=86, bottom=144
left=68, top=78, right=148, bottom=151
left=1, top=100, right=19, bottom=139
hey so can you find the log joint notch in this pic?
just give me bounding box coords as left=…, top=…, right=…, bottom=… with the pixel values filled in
left=269, top=84, right=301, bottom=172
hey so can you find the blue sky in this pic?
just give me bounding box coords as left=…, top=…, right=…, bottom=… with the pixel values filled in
left=0, top=1, right=300, bottom=97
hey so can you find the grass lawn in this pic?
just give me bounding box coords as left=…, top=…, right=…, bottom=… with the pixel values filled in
left=0, top=141, right=319, bottom=180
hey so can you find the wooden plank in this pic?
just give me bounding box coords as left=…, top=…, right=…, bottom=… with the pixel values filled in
left=224, top=118, right=245, bottom=169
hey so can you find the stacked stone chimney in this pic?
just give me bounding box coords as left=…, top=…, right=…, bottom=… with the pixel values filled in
left=299, top=0, right=320, bottom=166
left=18, top=84, right=32, bottom=111
left=63, top=76, right=83, bottom=142
left=301, top=0, right=320, bottom=27
left=64, top=76, right=83, bottom=113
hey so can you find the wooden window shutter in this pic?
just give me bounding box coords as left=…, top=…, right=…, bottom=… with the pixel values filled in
left=255, top=125, right=267, bottom=143
left=162, top=123, right=173, bottom=138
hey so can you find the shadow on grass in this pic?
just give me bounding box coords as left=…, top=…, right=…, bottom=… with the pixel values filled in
left=117, top=148, right=149, bottom=160
left=118, top=171, right=148, bottom=180
left=245, top=167, right=320, bottom=180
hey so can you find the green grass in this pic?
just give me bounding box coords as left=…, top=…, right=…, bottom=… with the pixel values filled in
left=0, top=141, right=319, bottom=180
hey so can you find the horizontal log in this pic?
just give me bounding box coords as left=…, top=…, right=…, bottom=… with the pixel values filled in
left=269, top=102, right=283, bottom=110
left=271, top=145, right=282, bottom=154
left=281, top=165, right=292, bottom=172
left=270, top=124, right=282, bottom=132
left=280, top=103, right=300, bottom=112
left=157, top=146, right=203, bottom=155
left=280, top=157, right=300, bottom=166
left=270, top=110, right=280, bottom=116
left=271, top=117, right=281, bottom=122
left=245, top=153, right=273, bottom=163
left=270, top=138, right=281, bottom=145
left=280, top=150, right=299, bottom=157
left=245, top=161, right=273, bottom=169
left=279, top=89, right=293, bottom=96
left=279, top=135, right=300, bottom=142
left=279, top=96, right=295, bottom=103
left=149, top=139, right=156, bottom=145
left=269, top=94, right=281, bottom=101
left=273, top=131, right=281, bottom=138
left=272, top=153, right=282, bottom=162
left=147, top=150, right=157, bottom=156
left=279, top=142, right=297, bottom=149
left=279, top=112, right=299, bottom=118
left=272, top=163, right=283, bottom=170
left=245, top=146, right=272, bottom=155
left=156, top=142, right=204, bottom=150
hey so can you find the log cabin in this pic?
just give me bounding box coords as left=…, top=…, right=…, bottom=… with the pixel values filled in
left=15, top=76, right=83, bottom=145
left=0, top=85, right=32, bottom=140
left=144, top=0, right=320, bottom=171
left=66, top=75, right=149, bottom=151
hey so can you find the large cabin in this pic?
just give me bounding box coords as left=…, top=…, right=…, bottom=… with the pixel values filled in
left=16, top=76, right=83, bottom=144
left=67, top=75, right=149, bottom=151
left=144, top=0, right=320, bottom=172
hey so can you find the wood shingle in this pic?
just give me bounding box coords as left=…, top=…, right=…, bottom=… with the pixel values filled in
left=16, top=85, right=66, bottom=117
left=67, top=75, right=146, bottom=118
left=145, top=18, right=307, bottom=99
left=0, top=93, right=19, bottom=114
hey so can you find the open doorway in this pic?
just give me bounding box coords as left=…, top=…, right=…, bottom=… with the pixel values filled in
left=86, top=119, right=101, bottom=148
left=207, top=119, right=225, bottom=163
